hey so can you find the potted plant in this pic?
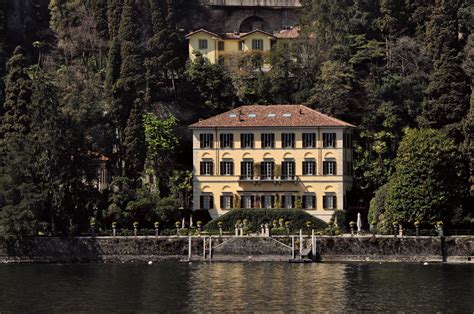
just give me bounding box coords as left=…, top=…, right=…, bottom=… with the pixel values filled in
left=436, top=221, right=444, bottom=237
left=349, top=221, right=356, bottom=236
left=218, top=221, right=223, bottom=236
left=175, top=221, right=181, bottom=236
left=133, top=221, right=139, bottom=237
left=154, top=221, right=160, bottom=237
left=414, top=220, right=420, bottom=237
left=305, top=221, right=312, bottom=230
left=284, top=221, right=290, bottom=235
left=328, top=219, right=334, bottom=236
left=112, top=221, right=117, bottom=237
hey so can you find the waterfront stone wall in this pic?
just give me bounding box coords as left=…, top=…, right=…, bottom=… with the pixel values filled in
left=0, top=236, right=472, bottom=263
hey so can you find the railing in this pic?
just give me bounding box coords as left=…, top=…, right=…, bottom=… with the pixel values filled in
left=239, top=175, right=298, bottom=182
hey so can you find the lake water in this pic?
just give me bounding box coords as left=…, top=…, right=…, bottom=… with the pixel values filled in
left=0, top=262, right=472, bottom=312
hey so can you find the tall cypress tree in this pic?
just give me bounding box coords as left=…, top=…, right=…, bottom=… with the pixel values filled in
left=145, top=0, right=183, bottom=101
left=105, top=0, right=145, bottom=177
left=419, top=0, right=470, bottom=136
left=0, top=47, right=41, bottom=236
left=145, top=0, right=167, bottom=102
left=107, top=0, right=123, bottom=39
left=0, top=47, right=32, bottom=136
left=123, top=97, right=146, bottom=184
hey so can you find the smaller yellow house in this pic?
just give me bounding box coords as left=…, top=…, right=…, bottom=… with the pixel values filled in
left=185, top=28, right=299, bottom=69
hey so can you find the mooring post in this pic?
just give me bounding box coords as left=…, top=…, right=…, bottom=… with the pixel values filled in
left=299, top=229, right=303, bottom=260
left=188, top=236, right=192, bottom=260
left=209, top=236, right=212, bottom=260
left=203, top=236, right=206, bottom=259
left=311, top=229, right=316, bottom=260
left=291, top=236, right=295, bottom=259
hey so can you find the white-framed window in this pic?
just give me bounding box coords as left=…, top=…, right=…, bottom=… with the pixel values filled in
left=262, top=195, right=273, bottom=209
left=240, top=160, right=254, bottom=178
left=200, top=133, right=213, bottom=148
left=281, top=160, right=295, bottom=179
left=200, top=160, right=214, bottom=175
left=252, top=39, right=264, bottom=50
left=220, top=133, right=233, bottom=148
left=303, top=194, right=316, bottom=209
left=220, top=194, right=232, bottom=209
left=281, top=133, right=295, bottom=148
left=200, top=194, right=214, bottom=209
left=220, top=160, right=234, bottom=175
left=241, top=133, right=254, bottom=148
left=238, top=40, right=245, bottom=51
left=303, top=160, right=316, bottom=175
left=323, top=133, right=336, bottom=148
left=303, top=133, right=316, bottom=148
left=323, top=194, right=337, bottom=210
left=282, top=195, right=295, bottom=209
left=261, top=133, right=275, bottom=148
left=323, top=160, right=337, bottom=175
left=241, top=195, right=254, bottom=209
left=198, top=39, right=208, bottom=50
left=261, top=161, right=275, bottom=179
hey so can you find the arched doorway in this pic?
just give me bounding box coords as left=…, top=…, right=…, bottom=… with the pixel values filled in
left=239, top=16, right=267, bottom=33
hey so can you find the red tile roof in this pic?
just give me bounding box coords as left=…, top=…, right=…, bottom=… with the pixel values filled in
left=190, top=105, right=356, bottom=129
left=274, top=27, right=301, bottom=39
left=185, top=28, right=299, bottom=40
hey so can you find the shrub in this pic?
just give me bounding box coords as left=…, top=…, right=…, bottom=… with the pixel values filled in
left=204, top=209, right=327, bottom=232
left=271, top=226, right=287, bottom=235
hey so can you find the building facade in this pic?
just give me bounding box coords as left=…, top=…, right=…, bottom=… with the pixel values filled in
left=193, top=0, right=301, bottom=34
left=185, top=28, right=299, bottom=69
left=190, top=105, right=355, bottom=222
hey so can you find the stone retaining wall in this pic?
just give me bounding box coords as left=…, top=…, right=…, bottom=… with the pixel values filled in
left=0, top=236, right=472, bottom=263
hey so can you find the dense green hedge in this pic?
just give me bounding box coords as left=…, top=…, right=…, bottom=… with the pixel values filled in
left=204, top=209, right=327, bottom=232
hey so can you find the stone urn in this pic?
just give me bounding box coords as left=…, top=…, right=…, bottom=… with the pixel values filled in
left=154, top=221, right=160, bottom=237
left=133, top=221, right=139, bottom=237
left=112, top=222, right=117, bottom=237
left=349, top=221, right=356, bottom=236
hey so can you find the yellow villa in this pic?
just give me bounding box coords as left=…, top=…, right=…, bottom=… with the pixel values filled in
left=190, top=105, right=355, bottom=222
left=185, top=28, right=300, bottom=69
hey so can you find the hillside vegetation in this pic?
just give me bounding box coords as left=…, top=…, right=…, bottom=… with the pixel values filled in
left=0, top=0, right=472, bottom=236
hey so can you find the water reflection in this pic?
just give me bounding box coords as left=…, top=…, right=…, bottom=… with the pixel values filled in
left=0, top=263, right=472, bottom=312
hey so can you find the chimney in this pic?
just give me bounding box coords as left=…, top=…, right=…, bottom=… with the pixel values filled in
left=239, top=110, right=244, bottom=122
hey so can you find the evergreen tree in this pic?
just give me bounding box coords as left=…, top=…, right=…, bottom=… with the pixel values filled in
left=0, top=47, right=41, bottom=236
left=106, top=0, right=145, bottom=177
left=145, top=0, right=183, bottom=101
left=107, top=0, right=123, bottom=39
left=0, top=47, right=32, bottom=136
left=420, top=0, right=470, bottom=136
left=145, top=0, right=167, bottom=102
left=117, top=0, right=145, bottom=120
left=123, top=98, right=146, bottom=184
left=382, top=128, right=469, bottom=227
